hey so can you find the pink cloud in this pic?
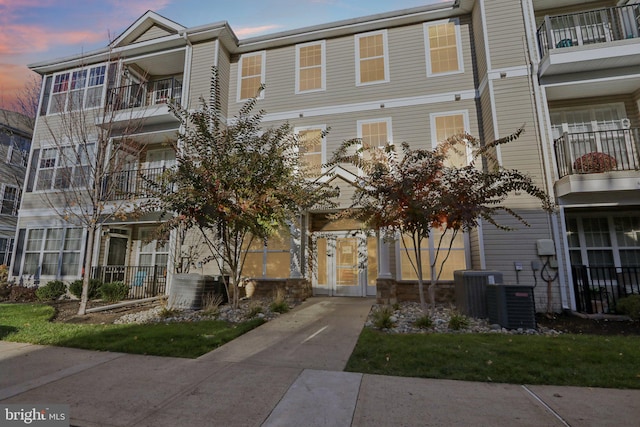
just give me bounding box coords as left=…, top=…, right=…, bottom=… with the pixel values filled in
left=235, top=25, right=283, bottom=38
left=0, top=24, right=107, bottom=55
left=0, top=63, right=38, bottom=110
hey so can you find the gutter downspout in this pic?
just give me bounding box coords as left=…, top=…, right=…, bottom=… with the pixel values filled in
left=521, top=0, right=571, bottom=311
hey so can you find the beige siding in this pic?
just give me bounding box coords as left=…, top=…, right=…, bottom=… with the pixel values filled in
left=492, top=76, right=547, bottom=195
left=481, top=210, right=562, bottom=311
left=216, top=45, right=231, bottom=119
left=484, top=0, right=528, bottom=70
left=228, top=16, right=476, bottom=117
left=472, top=1, right=488, bottom=81
left=188, top=40, right=217, bottom=110
left=133, top=25, right=173, bottom=43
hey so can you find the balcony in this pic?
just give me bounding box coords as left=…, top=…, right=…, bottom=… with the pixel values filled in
left=553, top=128, right=640, bottom=200
left=571, top=265, right=640, bottom=315
left=104, top=77, right=182, bottom=127
left=101, top=166, right=170, bottom=201
left=537, top=5, right=640, bottom=77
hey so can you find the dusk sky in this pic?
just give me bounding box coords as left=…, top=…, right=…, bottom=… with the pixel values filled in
left=0, top=0, right=444, bottom=112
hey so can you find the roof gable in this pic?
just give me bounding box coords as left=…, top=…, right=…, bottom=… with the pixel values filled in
left=111, top=11, right=184, bottom=48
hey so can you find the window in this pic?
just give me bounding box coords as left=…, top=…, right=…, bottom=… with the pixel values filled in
left=22, top=228, right=82, bottom=276
left=355, top=30, right=389, bottom=85
left=35, top=144, right=95, bottom=191
left=296, top=41, right=325, bottom=93
left=296, top=126, right=325, bottom=177
left=424, top=20, right=463, bottom=76
left=0, top=185, right=20, bottom=215
left=567, top=213, right=640, bottom=268
left=7, top=135, right=30, bottom=167
left=47, top=64, right=107, bottom=114
left=0, top=237, right=13, bottom=266
left=243, top=230, right=291, bottom=279
left=359, top=118, right=392, bottom=150
left=138, top=227, right=169, bottom=268
left=399, top=230, right=466, bottom=281
left=431, top=112, right=469, bottom=167
left=238, top=52, right=265, bottom=101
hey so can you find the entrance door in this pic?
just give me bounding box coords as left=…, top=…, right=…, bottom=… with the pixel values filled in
left=105, top=236, right=128, bottom=282
left=313, top=232, right=377, bottom=297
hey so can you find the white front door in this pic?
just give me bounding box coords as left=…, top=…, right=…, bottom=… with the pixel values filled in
left=313, top=232, right=377, bottom=297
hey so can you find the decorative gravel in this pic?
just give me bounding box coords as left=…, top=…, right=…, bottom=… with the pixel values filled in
left=366, top=302, right=561, bottom=335
left=114, top=298, right=294, bottom=325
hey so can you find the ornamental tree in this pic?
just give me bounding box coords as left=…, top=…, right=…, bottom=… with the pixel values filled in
left=329, top=128, right=553, bottom=313
left=147, top=67, right=337, bottom=308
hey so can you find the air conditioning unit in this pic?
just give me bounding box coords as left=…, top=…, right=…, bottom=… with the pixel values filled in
left=454, top=270, right=503, bottom=318
left=486, top=284, right=536, bottom=329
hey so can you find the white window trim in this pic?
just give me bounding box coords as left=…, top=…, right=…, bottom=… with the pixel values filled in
left=355, top=30, right=390, bottom=87
left=357, top=117, right=393, bottom=147
left=424, top=19, right=464, bottom=77
left=295, top=40, right=326, bottom=94
left=34, top=143, right=96, bottom=193
left=47, top=64, right=108, bottom=115
left=0, top=184, right=20, bottom=216
left=21, top=227, right=84, bottom=278
left=430, top=110, right=471, bottom=166
left=294, top=125, right=327, bottom=175
left=395, top=231, right=470, bottom=282
left=237, top=51, right=266, bottom=102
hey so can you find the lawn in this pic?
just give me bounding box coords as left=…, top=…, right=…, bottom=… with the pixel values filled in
left=346, top=328, right=640, bottom=389
left=0, top=303, right=264, bottom=358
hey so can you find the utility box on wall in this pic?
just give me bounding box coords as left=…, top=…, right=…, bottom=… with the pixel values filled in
left=454, top=270, right=503, bottom=319
left=486, top=284, right=536, bottom=329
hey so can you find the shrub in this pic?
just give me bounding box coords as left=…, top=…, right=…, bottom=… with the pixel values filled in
left=448, top=313, right=470, bottom=331
left=69, top=279, right=103, bottom=299
left=616, top=295, right=640, bottom=320
left=201, top=292, right=224, bottom=315
left=0, top=265, right=9, bottom=299
left=372, top=305, right=394, bottom=329
left=100, top=281, right=129, bottom=303
left=246, top=301, right=264, bottom=318
left=414, top=315, right=433, bottom=329
left=270, top=300, right=289, bottom=314
left=35, top=280, right=67, bottom=301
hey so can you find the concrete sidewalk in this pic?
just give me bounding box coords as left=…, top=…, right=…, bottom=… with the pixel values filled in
left=1, top=297, right=639, bottom=426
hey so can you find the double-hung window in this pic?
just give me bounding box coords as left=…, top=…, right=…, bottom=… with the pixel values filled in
left=7, top=135, right=30, bottom=167
left=399, top=230, right=467, bottom=281
left=243, top=230, right=291, bottom=279
left=358, top=118, right=392, bottom=157
left=48, top=64, right=107, bottom=114
left=0, top=185, right=20, bottom=215
left=22, top=228, right=82, bottom=276
left=238, top=52, right=265, bottom=101
left=431, top=112, right=469, bottom=167
left=355, top=30, right=389, bottom=85
left=35, top=144, right=95, bottom=191
left=424, top=19, right=463, bottom=76
left=296, top=41, right=325, bottom=93
left=0, top=237, right=13, bottom=266
left=295, top=126, right=326, bottom=178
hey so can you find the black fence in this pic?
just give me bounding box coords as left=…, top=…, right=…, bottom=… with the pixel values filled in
left=101, top=166, right=167, bottom=200
left=107, top=77, right=182, bottom=111
left=91, top=265, right=167, bottom=300
left=571, top=265, right=640, bottom=314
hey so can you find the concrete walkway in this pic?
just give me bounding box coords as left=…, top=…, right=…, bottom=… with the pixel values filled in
left=1, top=297, right=639, bottom=426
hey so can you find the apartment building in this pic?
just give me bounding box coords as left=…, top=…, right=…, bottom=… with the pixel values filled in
left=13, top=0, right=640, bottom=314
left=0, top=110, right=31, bottom=267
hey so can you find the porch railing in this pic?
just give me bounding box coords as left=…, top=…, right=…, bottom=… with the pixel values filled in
left=537, top=4, right=640, bottom=57
left=571, top=265, right=640, bottom=314
left=101, top=166, right=168, bottom=200
left=107, top=77, right=182, bottom=111
left=554, top=128, right=640, bottom=178
left=91, top=265, right=167, bottom=300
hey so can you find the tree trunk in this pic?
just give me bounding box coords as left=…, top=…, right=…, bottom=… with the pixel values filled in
left=77, top=226, right=96, bottom=315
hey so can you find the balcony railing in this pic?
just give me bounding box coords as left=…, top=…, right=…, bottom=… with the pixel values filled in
left=554, top=128, right=640, bottom=178
left=107, top=77, right=182, bottom=111
left=91, top=265, right=167, bottom=300
left=537, top=4, right=640, bottom=57
left=572, top=265, right=640, bottom=314
left=101, top=166, right=169, bottom=200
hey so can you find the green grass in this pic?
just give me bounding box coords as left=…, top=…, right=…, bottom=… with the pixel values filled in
left=346, top=328, right=640, bottom=389
left=0, top=303, right=264, bottom=358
